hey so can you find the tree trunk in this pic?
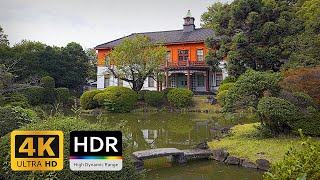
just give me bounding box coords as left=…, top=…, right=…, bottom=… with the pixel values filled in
left=132, top=79, right=145, bottom=91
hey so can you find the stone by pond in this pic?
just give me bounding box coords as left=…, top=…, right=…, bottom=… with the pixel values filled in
left=81, top=111, right=263, bottom=179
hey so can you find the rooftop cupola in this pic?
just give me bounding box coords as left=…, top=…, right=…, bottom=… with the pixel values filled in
left=183, top=10, right=195, bottom=32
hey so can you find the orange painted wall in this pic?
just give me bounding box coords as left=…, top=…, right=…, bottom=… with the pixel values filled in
left=96, top=42, right=210, bottom=66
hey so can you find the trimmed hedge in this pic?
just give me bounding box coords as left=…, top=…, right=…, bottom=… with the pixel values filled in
left=55, top=87, right=70, bottom=104
left=291, top=110, right=320, bottom=136
left=80, top=90, right=102, bottom=109
left=22, top=86, right=45, bottom=105
left=40, top=76, right=55, bottom=89
left=218, top=83, right=235, bottom=93
left=0, top=106, right=38, bottom=137
left=217, top=90, right=229, bottom=105
left=0, top=116, right=142, bottom=180
left=257, top=96, right=298, bottom=135
left=137, top=90, right=150, bottom=101
left=1, top=92, right=29, bottom=108
left=99, top=86, right=138, bottom=113
left=220, top=76, right=237, bottom=85
left=144, top=91, right=165, bottom=107
left=93, top=92, right=109, bottom=105
left=167, top=88, right=193, bottom=108
left=40, top=76, right=56, bottom=104
left=162, top=88, right=174, bottom=99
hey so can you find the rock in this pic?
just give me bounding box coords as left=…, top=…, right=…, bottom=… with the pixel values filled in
left=241, top=159, right=257, bottom=169
left=194, top=141, right=209, bottom=150
left=132, top=148, right=184, bottom=160
left=211, top=150, right=229, bottom=162
left=225, top=156, right=240, bottom=165
left=91, top=108, right=101, bottom=115
left=183, top=149, right=214, bottom=160
left=132, top=158, right=144, bottom=170
left=256, top=159, right=270, bottom=171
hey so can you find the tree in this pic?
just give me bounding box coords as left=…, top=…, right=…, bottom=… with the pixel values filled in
left=85, top=48, right=97, bottom=80
left=106, top=35, right=167, bottom=91
left=201, top=0, right=304, bottom=77
left=0, top=26, right=9, bottom=47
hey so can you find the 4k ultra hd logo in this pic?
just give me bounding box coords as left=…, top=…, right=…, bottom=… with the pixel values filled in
left=11, top=131, right=63, bottom=171
left=69, top=131, right=122, bottom=171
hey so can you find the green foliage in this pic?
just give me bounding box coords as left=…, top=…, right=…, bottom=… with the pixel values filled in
left=100, top=86, right=138, bottom=113
left=162, top=88, right=174, bottom=99
left=0, top=106, right=38, bottom=136
left=137, top=90, right=150, bottom=101
left=224, top=69, right=281, bottom=111
left=0, top=116, right=142, bottom=180
left=220, top=76, right=237, bottom=85
left=279, top=91, right=315, bottom=110
left=218, top=82, right=235, bottom=93
left=80, top=90, right=102, bottom=109
left=291, top=110, right=320, bottom=136
left=1, top=92, right=29, bottom=108
left=93, top=92, right=109, bottom=105
left=167, top=88, right=193, bottom=108
left=257, top=96, right=298, bottom=135
left=40, top=76, right=55, bottom=89
left=264, top=132, right=320, bottom=180
left=22, top=86, right=45, bottom=105
left=107, top=35, right=167, bottom=91
left=144, top=91, right=165, bottom=107
left=55, top=87, right=70, bottom=104
left=217, top=90, right=229, bottom=105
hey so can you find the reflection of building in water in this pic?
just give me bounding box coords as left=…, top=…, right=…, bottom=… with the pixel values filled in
left=142, top=129, right=158, bottom=144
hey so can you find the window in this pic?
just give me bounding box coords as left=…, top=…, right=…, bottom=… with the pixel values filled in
left=104, top=78, right=110, bottom=88
left=166, top=51, right=171, bottom=62
left=216, top=73, right=223, bottom=86
left=197, top=74, right=205, bottom=87
left=178, top=50, right=189, bottom=61
left=197, top=49, right=204, bottom=61
left=118, top=79, right=123, bottom=86
left=148, top=77, right=154, bottom=87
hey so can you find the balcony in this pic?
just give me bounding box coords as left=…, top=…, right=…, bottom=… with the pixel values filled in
left=161, top=60, right=208, bottom=69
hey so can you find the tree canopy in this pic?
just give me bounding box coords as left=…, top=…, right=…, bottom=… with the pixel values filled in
left=201, top=0, right=320, bottom=77
left=106, top=35, right=167, bottom=91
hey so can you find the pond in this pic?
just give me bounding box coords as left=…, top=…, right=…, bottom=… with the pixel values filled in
left=82, top=112, right=263, bottom=179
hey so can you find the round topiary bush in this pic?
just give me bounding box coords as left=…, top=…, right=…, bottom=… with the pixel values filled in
left=40, top=76, right=55, bottom=89
left=257, top=96, right=298, bottom=135
left=162, top=88, right=174, bottom=99
left=80, top=90, right=102, bottom=109
left=93, top=92, right=109, bottom=105
left=220, top=76, right=237, bottom=85
left=144, top=91, right=165, bottom=107
left=0, top=106, right=38, bottom=137
left=217, top=90, right=229, bottom=105
left=218, top=83, right=235, bottom=93
left=101, top=86, right=138, bottom=113
left=55, top=87, right=70, bottom=104
left=167, top=88, right=193, bottom=108
left=137, top=90, right=150, bottom=101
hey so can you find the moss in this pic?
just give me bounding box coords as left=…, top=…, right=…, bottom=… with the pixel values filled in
left=208, top=123, right=311, bottom=163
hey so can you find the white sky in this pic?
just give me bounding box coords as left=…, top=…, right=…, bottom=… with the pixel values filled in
left=1, top=0, right=231, bottom=49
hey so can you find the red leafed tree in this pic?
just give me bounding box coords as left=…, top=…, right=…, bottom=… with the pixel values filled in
left=280, top=67, right=320, bottom=105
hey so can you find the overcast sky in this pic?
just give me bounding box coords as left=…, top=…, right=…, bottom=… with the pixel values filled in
left=1, top=0, right=231, bottom=49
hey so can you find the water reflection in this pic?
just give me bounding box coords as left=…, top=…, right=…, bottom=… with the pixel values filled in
left=82, top=112, right=258, bottom=154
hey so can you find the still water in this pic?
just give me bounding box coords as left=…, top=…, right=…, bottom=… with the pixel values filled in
left=82, top=112, right=263, bottom=179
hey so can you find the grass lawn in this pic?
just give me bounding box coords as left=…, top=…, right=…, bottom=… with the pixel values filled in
left=208, top=123, right=307, bottom=163
left=191, top=96, right=222, bottom=111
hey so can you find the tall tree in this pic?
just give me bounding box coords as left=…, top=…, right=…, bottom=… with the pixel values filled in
left=201, top=0, right=304, bottom=77
left=106, top=35, right=167, bottom=91
left=0, top=26, right=9, bottom=47
left=85, top=48, right=97, bottom=80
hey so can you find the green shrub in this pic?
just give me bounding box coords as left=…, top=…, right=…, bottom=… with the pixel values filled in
left=0, top=106, right=38, bottom=137
left=144, top=91, right=164, bottom=107
left=264, top=133, right=320, bottom=180
left=93, top=92, right=109, bottom=105
left=257, top=96, right=298, bottom=135
left=218, top=83, right=235, bottom=93
left=40, top=76, right=56, bottom=104
left=220, top=76, right=237, bottom=85
left=167, top=88, right=193, bottom=108
left=55, top=87, right=70, bottom=104
left=101, top=86, right=138, bottom=113
left=137, top=90, right=150, bottom=101
left=80, top=90, right=102, bottom=109
left=22, top=86, right=45, bottom=105
left=1, top=92, right=29, bottom=108
left=40, top=76, right=55, bottom=89
left=0, top=116, right=142, bottom=180
left=291, top=110, right=320, bottom=136
left=224, top=69, right=281, bottom=112
left=217, top=90, right=229, bottom=105
left=162, top=88, right=174, bottom=99
left=279, top=91, right=315, bottom=110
